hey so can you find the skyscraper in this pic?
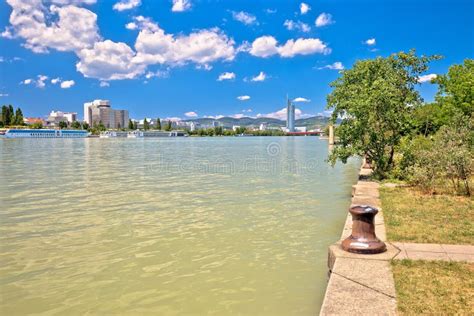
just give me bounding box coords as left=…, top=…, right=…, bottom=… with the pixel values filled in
left=83, top=100, right=129, bottom=129
left=286, top=96, right=295, bottom=132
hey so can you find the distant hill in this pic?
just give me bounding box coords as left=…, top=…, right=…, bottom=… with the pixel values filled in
left=184, top=115, right=334, bottom=129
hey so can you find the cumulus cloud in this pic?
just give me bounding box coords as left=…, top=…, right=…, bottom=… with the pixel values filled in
left=251, top=71, right=266, bottom=82
left=365, top=38, right=376, bottom=46
left=318, top=61, right=344, bottom=70
left=125, top=22, right=138, bottom=30
left=76, top=40, right=146, bottom=80
left=293, top=97, right=310, bottom=102
left=242, top=108, right=252, bottom=113
left=315, top=13, right=334, bottom=27
left=249, top=36, right=330, bottom=58
left=232, top=11, right=257, bottom=25
left=218, top=72, right=236, bottom=81
left=256, top=107, right=309, bottom=120
left=237, top=95, right=250, bottom=101
left=300, top=3, right=310, bottom=14
left=99, top=81, right=110, bottom=87
left=184, top=111, right=198, bottom=117
left=21, top=78, right=33, bottom=85
left=0, top=93, right=9, bottom=97
left=418, top=74, right=437, bottom=83
left=2, top=1, right=100, bottom=53
left=60, top=80, right=75, bottom=88
left=113, top=0, right=141, bottom=11
left=172, top=0, right=191, bottom=12
left=134, top=22, right=237, bottom=66
left=51, top=77, right=61, bottom=84
left=145, top=69, right=170, bottom=79
left=284, top=20, right=311, bottom=33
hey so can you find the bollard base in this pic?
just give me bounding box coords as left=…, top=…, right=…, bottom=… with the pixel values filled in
left=342, top=236, right=387, bottom=254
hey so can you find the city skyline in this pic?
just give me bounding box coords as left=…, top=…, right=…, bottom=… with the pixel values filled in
left=0, top=0, right=473, bottom=120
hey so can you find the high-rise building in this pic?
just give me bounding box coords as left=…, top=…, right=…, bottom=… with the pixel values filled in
left=286, top=96, right=295, bottom=132
left=83, top=100, right=129, bottom=129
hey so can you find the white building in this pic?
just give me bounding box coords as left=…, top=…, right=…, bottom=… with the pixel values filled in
left=232, top=125, right=241, bottom=132
left=47, top=111, right=77, bottom=126
left=83, top=99, right=129, bottom=129
left=259, top=122, right=268, bottom=131
left=189, top=122, right=199, bottom=132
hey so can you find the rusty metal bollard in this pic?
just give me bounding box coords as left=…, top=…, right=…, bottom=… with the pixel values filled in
left=342, top=205, right=386, bottom=254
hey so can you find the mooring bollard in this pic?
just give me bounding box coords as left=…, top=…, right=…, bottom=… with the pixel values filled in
left=342, top=205, right=386, bottom=254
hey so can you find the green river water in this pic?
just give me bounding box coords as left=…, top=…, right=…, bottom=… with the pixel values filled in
left=0, top=137, right=359, bottom=315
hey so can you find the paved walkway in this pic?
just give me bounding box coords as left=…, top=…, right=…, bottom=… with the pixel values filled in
left=392, top=242, right=474, bottom=262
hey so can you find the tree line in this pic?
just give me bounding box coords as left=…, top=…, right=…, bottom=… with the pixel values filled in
left=327, top=50, right=472, bottom=195
left=0, top=105, right=24, bottom=127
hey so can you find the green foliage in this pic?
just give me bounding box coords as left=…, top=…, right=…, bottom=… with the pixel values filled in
left=155, top=118, right=161, bottom=130
left=30, top=122, right=43, bottom=129
left=326, top=50, right=440, bottom=178
left=71, top=121, right=81, bottom=129
left=1, top=104, right=24, bottom=126
left=434, top=59, right=474, bottom=121
left=143, top=118, right=150, bottom=130
left=405, top=115, right=473, bottom=195
left=128, top=119, right=134, bottom=130
left=214, top=126, right=223, bottom=135
left=164, top=120, right=172, bottom=131
left=82, top=122, right=89, bottom=130
left=58, top=121, right=68, bottom=129
left=14, top=108, right=24, bottom=125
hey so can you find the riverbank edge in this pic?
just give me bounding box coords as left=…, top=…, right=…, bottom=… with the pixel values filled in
left=319, top=166, right=400, bottom=315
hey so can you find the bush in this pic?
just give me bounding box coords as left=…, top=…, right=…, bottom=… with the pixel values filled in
left=405, top=115, right=473, bottom=195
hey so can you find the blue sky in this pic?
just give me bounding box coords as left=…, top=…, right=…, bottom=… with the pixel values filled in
left=0, top=0, right=473, bottom=121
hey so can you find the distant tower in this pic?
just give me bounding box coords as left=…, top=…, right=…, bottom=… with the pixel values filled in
left=286, top=95, right=295, bottom=132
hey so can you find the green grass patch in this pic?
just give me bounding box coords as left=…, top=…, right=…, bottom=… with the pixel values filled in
left=381, top=186, right=474, bottom=244
left=392, top=260, right=474, bottom=315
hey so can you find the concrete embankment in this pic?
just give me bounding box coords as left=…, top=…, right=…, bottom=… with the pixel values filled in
left=319, top=167, right=399, bottom=315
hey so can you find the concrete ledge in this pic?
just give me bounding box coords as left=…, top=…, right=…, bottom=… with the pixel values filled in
left=320, top=166, right=398, bottom=316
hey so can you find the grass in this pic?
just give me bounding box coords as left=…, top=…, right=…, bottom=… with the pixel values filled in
left=392, top=260, right=474, bottom=315
left=381, top=186, right=474, bottom=244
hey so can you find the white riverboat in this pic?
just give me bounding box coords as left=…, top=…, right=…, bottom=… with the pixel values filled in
left=127, top=130, right=144, bottom=138
left=4, top=129, right=89, bottom=138
left=100, top=131, right=128, bottom=138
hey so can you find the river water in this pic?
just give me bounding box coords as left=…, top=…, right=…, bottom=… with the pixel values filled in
left=0, top=137, right=359, bottom=315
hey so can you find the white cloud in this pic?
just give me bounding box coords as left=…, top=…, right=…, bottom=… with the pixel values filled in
left=36, top=75, right=48, bottom=88
left=242, top=108, right=252, bottom=113
left=232, top=11, right=257, bottom=25
left=249, top=36, right=330, bottom=58
left=126, top=22, right=138, bottom=30
left=99, top=81, right=110, bottom=87
left=418, top=74, right=437, bottom=83
left=218, top=72, right=236, bottom=81
left=0, top=93, right=9, bottom=97
left=60, top=80, right=75, bottom=88
left=145, top=69, right=170, bottom=79
left=134, top=23, right=236, bottom=66
left=293, top=97, right=310, bottom=102
left=3, top=2, right=100, bottom=53
left=21, top=78, right=33, bottom=85
left=51, top=77, right=61, bottom=84
left=237, top=95, right=250, bottom=101
left=284, top=20, right=311, bottom=33
left=184, top=111, right=198, bottom=117
left=251, top=71, right=266, bottom=82
left=77, top=40, right=146, bottom=80
left=113, top=0, right=141, bottom=11
left=318, top=61, right=344, bottom=70
left=365, top=38, right=376, bottom=46
left=50, top=0, right=97, bottom=4
left=300, top=3, right=310, bottom=15
left=265, top=8, right=277, bottom=14
left=172, top=0, right=191, bottom=12
left=315, top=13, right=334, bottom=27
left=256, top=107, right=309, bottom=120
left=232, top=113, right=245, bottom=119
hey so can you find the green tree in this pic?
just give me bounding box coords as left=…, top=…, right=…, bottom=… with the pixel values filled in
left=214, top=126, right=223, bottom=136
left=0, top=105, right=7, bottom=126
left=164, top=120, right=172, bottom=131
left=8, top=105, right=14, bottom=125
left=71, top=121, right=81, bottom=129
left=155, top=118, right=161, bottom=130
left=133, top=121, right=138, bottom=130
left=128, top=119, right=134, bottom=130
left=31, top=122, right=43, bottom=129
left=98, top=121, right=106, bottom=131
left=433, top=59, right=474, bottom=122
left=326, top=50, right=440, bottom=178
left=143, top=118, right=150, bottom=130
left=14, top=108, right=24, bottom=125
left=82, top=122, right=89, bottom=130
left=58, top=121, right=68, bottom=129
